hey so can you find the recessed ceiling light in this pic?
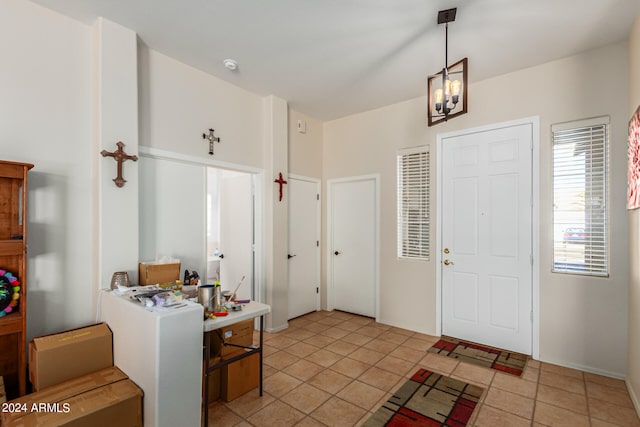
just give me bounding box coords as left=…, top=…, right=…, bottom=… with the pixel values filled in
left=223, top=59, right=238, bottom=71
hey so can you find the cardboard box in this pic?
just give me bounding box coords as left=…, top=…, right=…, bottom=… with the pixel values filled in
left=221, top=351, right=259, bottom=402
left=203, top=356, right=221, bottom=403
left=138, top=261, right=180, bottom=285
left=29, top=323, right=113, bottom=391
left=2, top=366, right=143, bottom=427
left=211, top=319, right=254, bottom=357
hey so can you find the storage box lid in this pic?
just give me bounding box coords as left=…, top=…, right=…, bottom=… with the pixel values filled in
left=31, top=323, right=112, bottom=350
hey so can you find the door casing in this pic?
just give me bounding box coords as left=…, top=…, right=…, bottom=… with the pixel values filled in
left=436, top=117, right=540, bottom=359
left=326, top=174, right=380, bottom=320
left=139, top=146, right=265, bottom=305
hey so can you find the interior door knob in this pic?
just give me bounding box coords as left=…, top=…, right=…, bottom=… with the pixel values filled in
left=218, top=253, right=224, bottom=259
left=288, top=254, right=296, bottom=259
left=444, top=259, right=454, bottom=266
left=334, top=251, right=341, bottom=256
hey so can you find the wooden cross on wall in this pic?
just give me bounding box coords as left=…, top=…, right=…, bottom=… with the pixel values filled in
left=274, top=172, right=287, bottom=202
left=101, top=141, right=138, bottom=188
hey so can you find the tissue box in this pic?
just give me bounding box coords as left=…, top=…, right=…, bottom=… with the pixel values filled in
left=138, top=262, right=180, bottom=285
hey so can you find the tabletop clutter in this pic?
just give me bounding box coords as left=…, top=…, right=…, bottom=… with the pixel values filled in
left=134, top=260, right=261, bottom=405
left=118, top=258, right=249, bottom=320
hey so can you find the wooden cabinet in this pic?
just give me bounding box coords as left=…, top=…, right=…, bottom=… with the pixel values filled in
left=0, top=160, right=33, bottom=398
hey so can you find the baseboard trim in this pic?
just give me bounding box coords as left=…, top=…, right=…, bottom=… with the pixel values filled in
left=537, top=357, right=625, bottom=380
left=626, top=378, right=640, bottom=419
left=266, top=323, right=288, bottom=334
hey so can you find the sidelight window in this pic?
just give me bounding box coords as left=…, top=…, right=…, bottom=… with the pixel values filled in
left=552, top=117, right=609, bottom=276
left=397, top=146, right=430, bottom=260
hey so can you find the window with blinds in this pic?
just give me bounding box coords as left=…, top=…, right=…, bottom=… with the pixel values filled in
left=552, top=117, right=609, bottom=276
left=397, top=146, right=430, bottom=260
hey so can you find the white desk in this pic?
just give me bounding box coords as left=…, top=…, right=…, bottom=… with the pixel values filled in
left=203, top=301, right=270, bottom=331
left=202, top=301, right=270, bottom=426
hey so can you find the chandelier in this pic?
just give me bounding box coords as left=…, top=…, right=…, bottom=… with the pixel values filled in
left=427, top=8, right=468, bottom=127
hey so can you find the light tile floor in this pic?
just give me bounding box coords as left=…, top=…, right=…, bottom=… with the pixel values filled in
left=207, top=310, right=640, bottom=427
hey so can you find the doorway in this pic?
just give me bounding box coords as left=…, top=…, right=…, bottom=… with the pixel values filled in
left=327, top=175, right=379, bottom=318
left=206, top=167, right=254, bottom=301
left=138, top=147, right=263, bottom=303
left=436, top=117, right=539, bottom=356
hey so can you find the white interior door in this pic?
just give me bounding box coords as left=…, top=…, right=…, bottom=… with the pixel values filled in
left=441, top=123, right=533, bottom=354
left=218, top=172, right=253, bottom=300
left=330, top=177, right=377, bottom=317
left=288, top=176, right=320, bottom=319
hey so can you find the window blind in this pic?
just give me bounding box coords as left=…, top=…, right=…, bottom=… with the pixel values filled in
left=397, top=146, right=430, bottom=260
left=552, top=117, right=609, bottom=276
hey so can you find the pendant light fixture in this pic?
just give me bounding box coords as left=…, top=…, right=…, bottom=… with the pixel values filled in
left=427, top=8, right=468, bottom=127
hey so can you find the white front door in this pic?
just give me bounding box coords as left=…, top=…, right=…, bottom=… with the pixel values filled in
left=288, top=176, right=320, bottom=319
left=441, top=123, right=533, bottom=354
left=218, top=172, right=253, bottom=301
left=330, top=176, right=377, bottom=318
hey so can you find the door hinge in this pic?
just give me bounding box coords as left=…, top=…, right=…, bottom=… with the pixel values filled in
left=316, top=287, right=319, bottom=294
left=317, top=194, right=320, bottom=201
left=530, top=255, right=533, bottom=266
left=317, top=241, right=319, bottom=247
left=530, top=310, right=534, bottom=322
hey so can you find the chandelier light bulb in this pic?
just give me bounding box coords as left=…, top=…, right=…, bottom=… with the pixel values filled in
left=451, top=80, right=462, bottom=96
left=434, top=89, right=444, bottom=104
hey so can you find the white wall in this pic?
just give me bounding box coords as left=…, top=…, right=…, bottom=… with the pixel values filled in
left=138, top=46, right=265, bottom=168
left=627, top=12, right=640, bottom=414
left=289, top=109, right=323, bottom=178
left=0, top=0, right=94, bottom=338
left=323, top=42, right=630, bottom=376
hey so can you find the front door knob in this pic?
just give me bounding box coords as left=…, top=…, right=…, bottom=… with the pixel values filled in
left=444, top=259, right=454, bottom=266
left=334, top=251, right=341, bottom=256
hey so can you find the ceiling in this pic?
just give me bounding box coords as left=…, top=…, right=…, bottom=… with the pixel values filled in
left=29, top=0, right=640, bottom=121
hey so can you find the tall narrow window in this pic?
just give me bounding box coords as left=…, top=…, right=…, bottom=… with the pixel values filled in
left=552, top=117, right=609, bottom=276
left=397, top=146, right=430, bottom=260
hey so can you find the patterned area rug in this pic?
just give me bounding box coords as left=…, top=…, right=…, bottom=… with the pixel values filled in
left=364, top=369, right=483, bottom=427
left=428, top=336, right=528, bottom=377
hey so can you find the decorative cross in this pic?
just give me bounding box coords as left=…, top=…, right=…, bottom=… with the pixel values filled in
left=274, top=172, right=288, bottom=202
left=100, top=141, right=138, bottom=188
left=202, top=128, right=221, bottom=155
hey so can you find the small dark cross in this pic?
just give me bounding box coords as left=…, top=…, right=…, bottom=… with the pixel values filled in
left=274, top=172, right=287, bottom=202
left=101, top=141, right=138, bottom=188
left=202, top=128, right=220, bottom=155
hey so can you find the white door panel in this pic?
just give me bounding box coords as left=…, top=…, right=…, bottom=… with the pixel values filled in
left=288, top=177, right=320, bottom=319
left=331, top=178, right=376, bottom=318
left=442, top=124, right=532, bottom=354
